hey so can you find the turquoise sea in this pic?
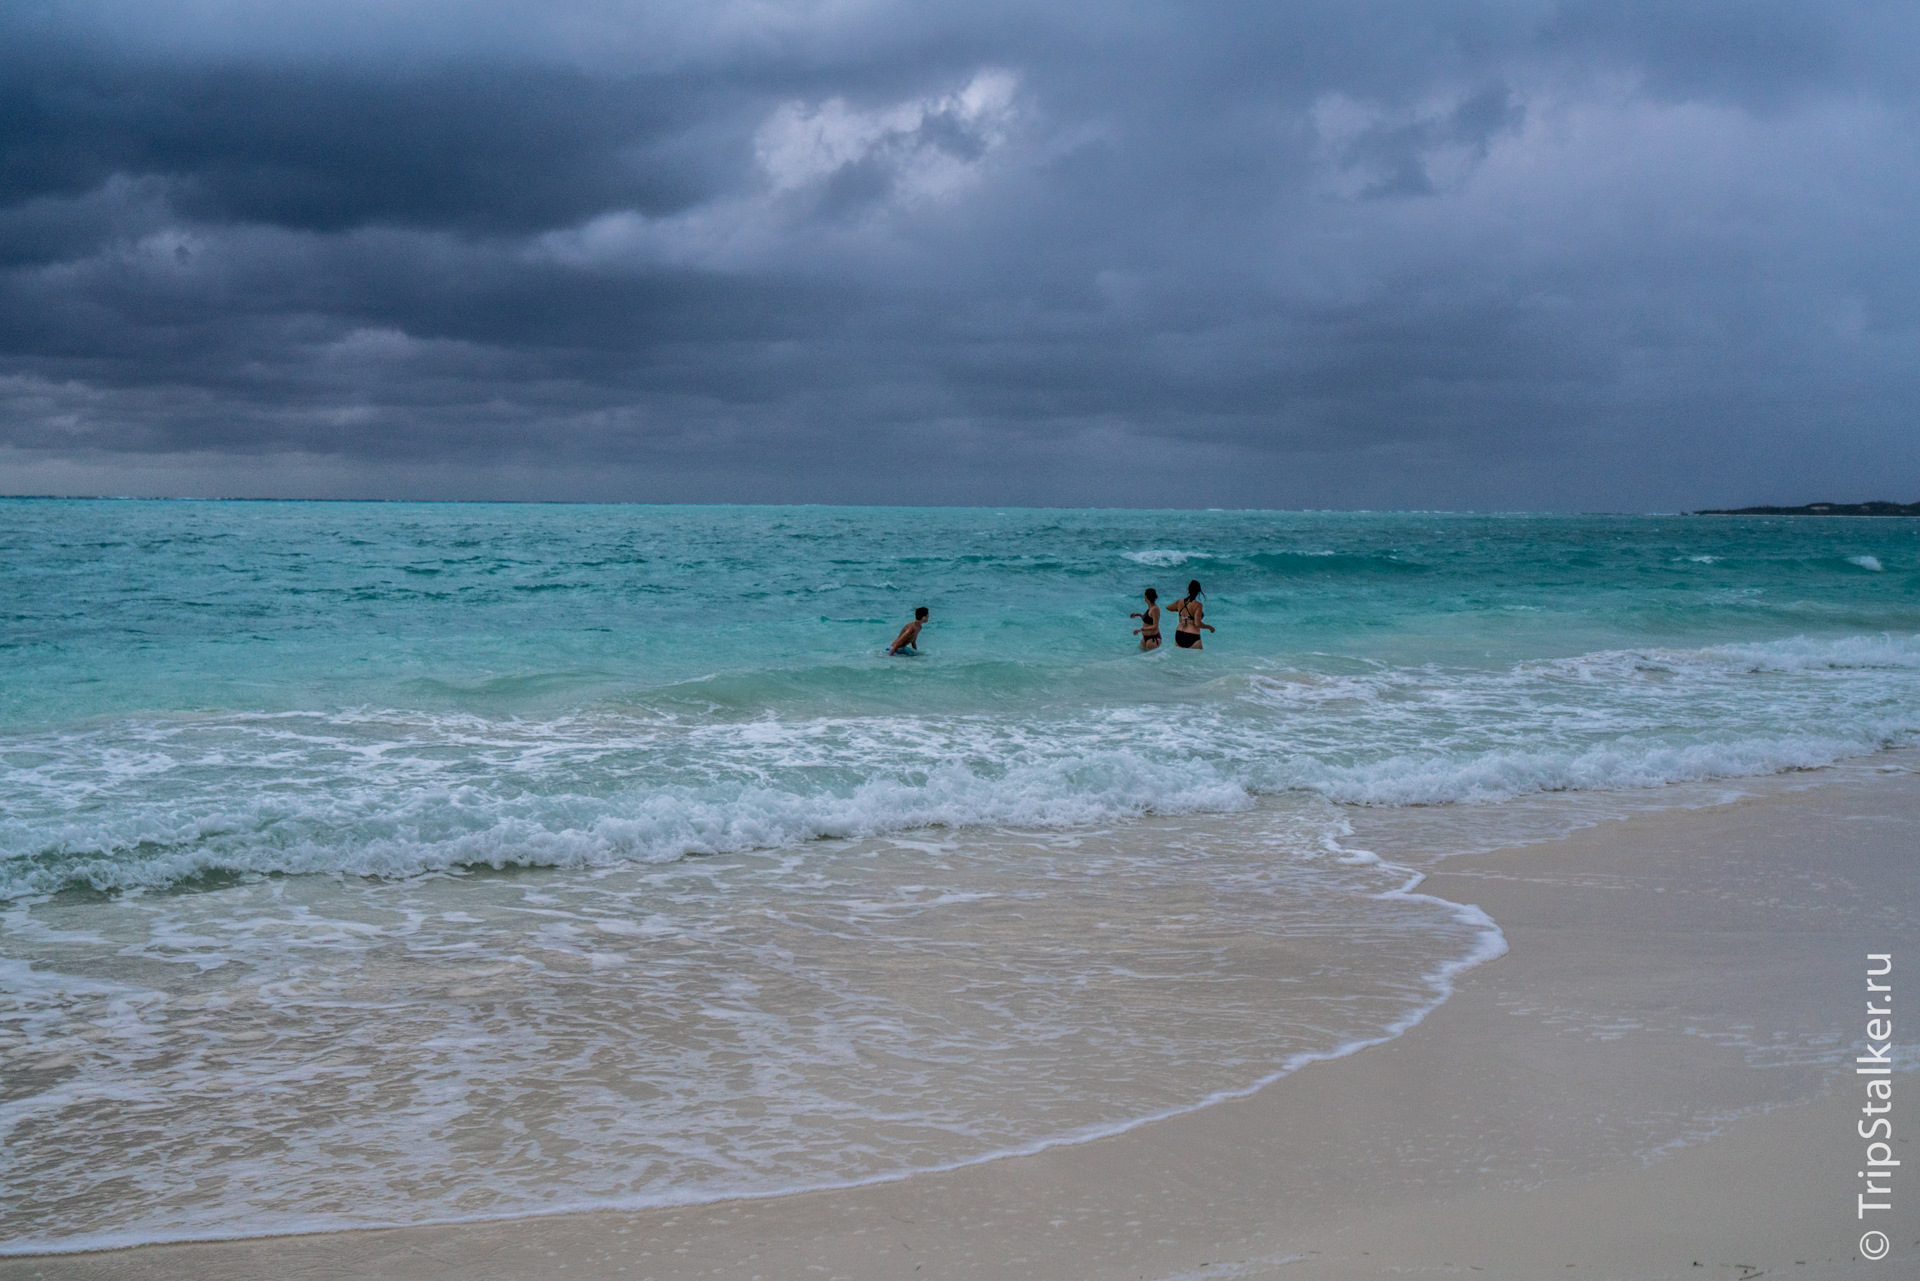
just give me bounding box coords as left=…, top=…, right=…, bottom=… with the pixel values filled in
left=4, top=500, right=1919, bottom=1250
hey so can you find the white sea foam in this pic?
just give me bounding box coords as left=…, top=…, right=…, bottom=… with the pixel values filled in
left=0, top=720, right=1253, bottom=897
left=1286, top=734, right=1892, bottom=806
left=5, top=634, right=1918, bottom=898
left=0, top=801, right=1499, bottom=1253
left=1850, top=554, right=1885, bottom=571
left=1122, top=549, right=1210, bottom=566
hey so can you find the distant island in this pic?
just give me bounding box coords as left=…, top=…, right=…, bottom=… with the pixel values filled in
left=1692, top=501, right=1920, bottom=516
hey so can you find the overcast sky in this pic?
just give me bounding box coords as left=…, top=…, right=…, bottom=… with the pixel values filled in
left=2, top=1, right=1916, bottom=508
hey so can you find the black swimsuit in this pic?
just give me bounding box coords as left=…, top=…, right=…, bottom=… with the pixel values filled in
left=1174, top=598, right=1202, bottom=647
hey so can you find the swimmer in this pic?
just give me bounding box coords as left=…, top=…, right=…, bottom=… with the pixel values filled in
left=888, top=606, right=929, bottom=655
left=1131, top=587, right=1161, bottom=651
left=1169, top=579, right=1214, bottom=650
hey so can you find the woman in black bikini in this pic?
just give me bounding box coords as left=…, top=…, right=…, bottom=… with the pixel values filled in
left=1131, top=588, right=1161, bottom=650
left=1170, top=579, right=1214, bottom=649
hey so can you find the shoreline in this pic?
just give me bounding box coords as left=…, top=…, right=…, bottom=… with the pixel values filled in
left=0, top=862, right=1505, bottom=1263
left=8, top=761, right=1917, bottom=1278
left=0, top=797, right=1509, bottom=1260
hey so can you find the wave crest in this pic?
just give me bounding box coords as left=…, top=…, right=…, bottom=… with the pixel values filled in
left=5, top=633, right=1918, bottom=898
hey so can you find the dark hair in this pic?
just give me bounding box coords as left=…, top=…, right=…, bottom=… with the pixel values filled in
left=914, top=606, right=929, bottom=620
left=1187, top=579, right=1203, bottom=597
left=1143, top=587, right=1157, bottom=602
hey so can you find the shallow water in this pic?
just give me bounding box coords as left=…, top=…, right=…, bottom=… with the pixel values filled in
left=3, top=502, right=1918, bottom=1250
left=2, top=801, right=1501, bottom=1248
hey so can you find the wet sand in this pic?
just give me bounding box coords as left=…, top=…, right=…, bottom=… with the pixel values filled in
left=8, top=763, right=1917, bottom=1280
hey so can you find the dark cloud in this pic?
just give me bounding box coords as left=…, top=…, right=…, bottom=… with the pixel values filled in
left=0, top=55, right=724, bottom=235
left=1, top=1, right=1917, bottom=508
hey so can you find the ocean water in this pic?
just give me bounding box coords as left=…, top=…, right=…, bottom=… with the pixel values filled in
left=3, top=500, right=1919, bottom=1251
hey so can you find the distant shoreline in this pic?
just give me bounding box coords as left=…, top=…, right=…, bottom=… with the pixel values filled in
left=1692, top=500, right=1920, bottom=516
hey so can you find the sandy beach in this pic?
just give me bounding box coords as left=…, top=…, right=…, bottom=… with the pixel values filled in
left=8, top=759, right=1913, bottom=1281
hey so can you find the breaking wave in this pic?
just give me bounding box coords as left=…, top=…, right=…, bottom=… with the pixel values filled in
left=7, top=633, right=1918, bottom=899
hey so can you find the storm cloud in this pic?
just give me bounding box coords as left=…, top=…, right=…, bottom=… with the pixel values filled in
left=2, top=1, right=1916, bottom=507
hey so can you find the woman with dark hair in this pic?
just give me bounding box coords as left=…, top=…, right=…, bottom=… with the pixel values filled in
left=1131, top=587, right=1161, bottom=651
left=1169, top=580, right=1214, bottom=650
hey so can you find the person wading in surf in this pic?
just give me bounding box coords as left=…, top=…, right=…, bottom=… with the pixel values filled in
left=888, top=606, right=929, bottom=655
left=1169, top=580, right=1214, bottom=650
left=1131, top=587, right=1162, bottom=651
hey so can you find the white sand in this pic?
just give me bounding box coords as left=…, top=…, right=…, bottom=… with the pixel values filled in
left=8, top=763, right=1916, bottom=1280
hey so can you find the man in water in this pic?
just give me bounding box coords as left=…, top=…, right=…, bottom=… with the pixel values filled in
left=888, top=606, right=929, bottom=655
